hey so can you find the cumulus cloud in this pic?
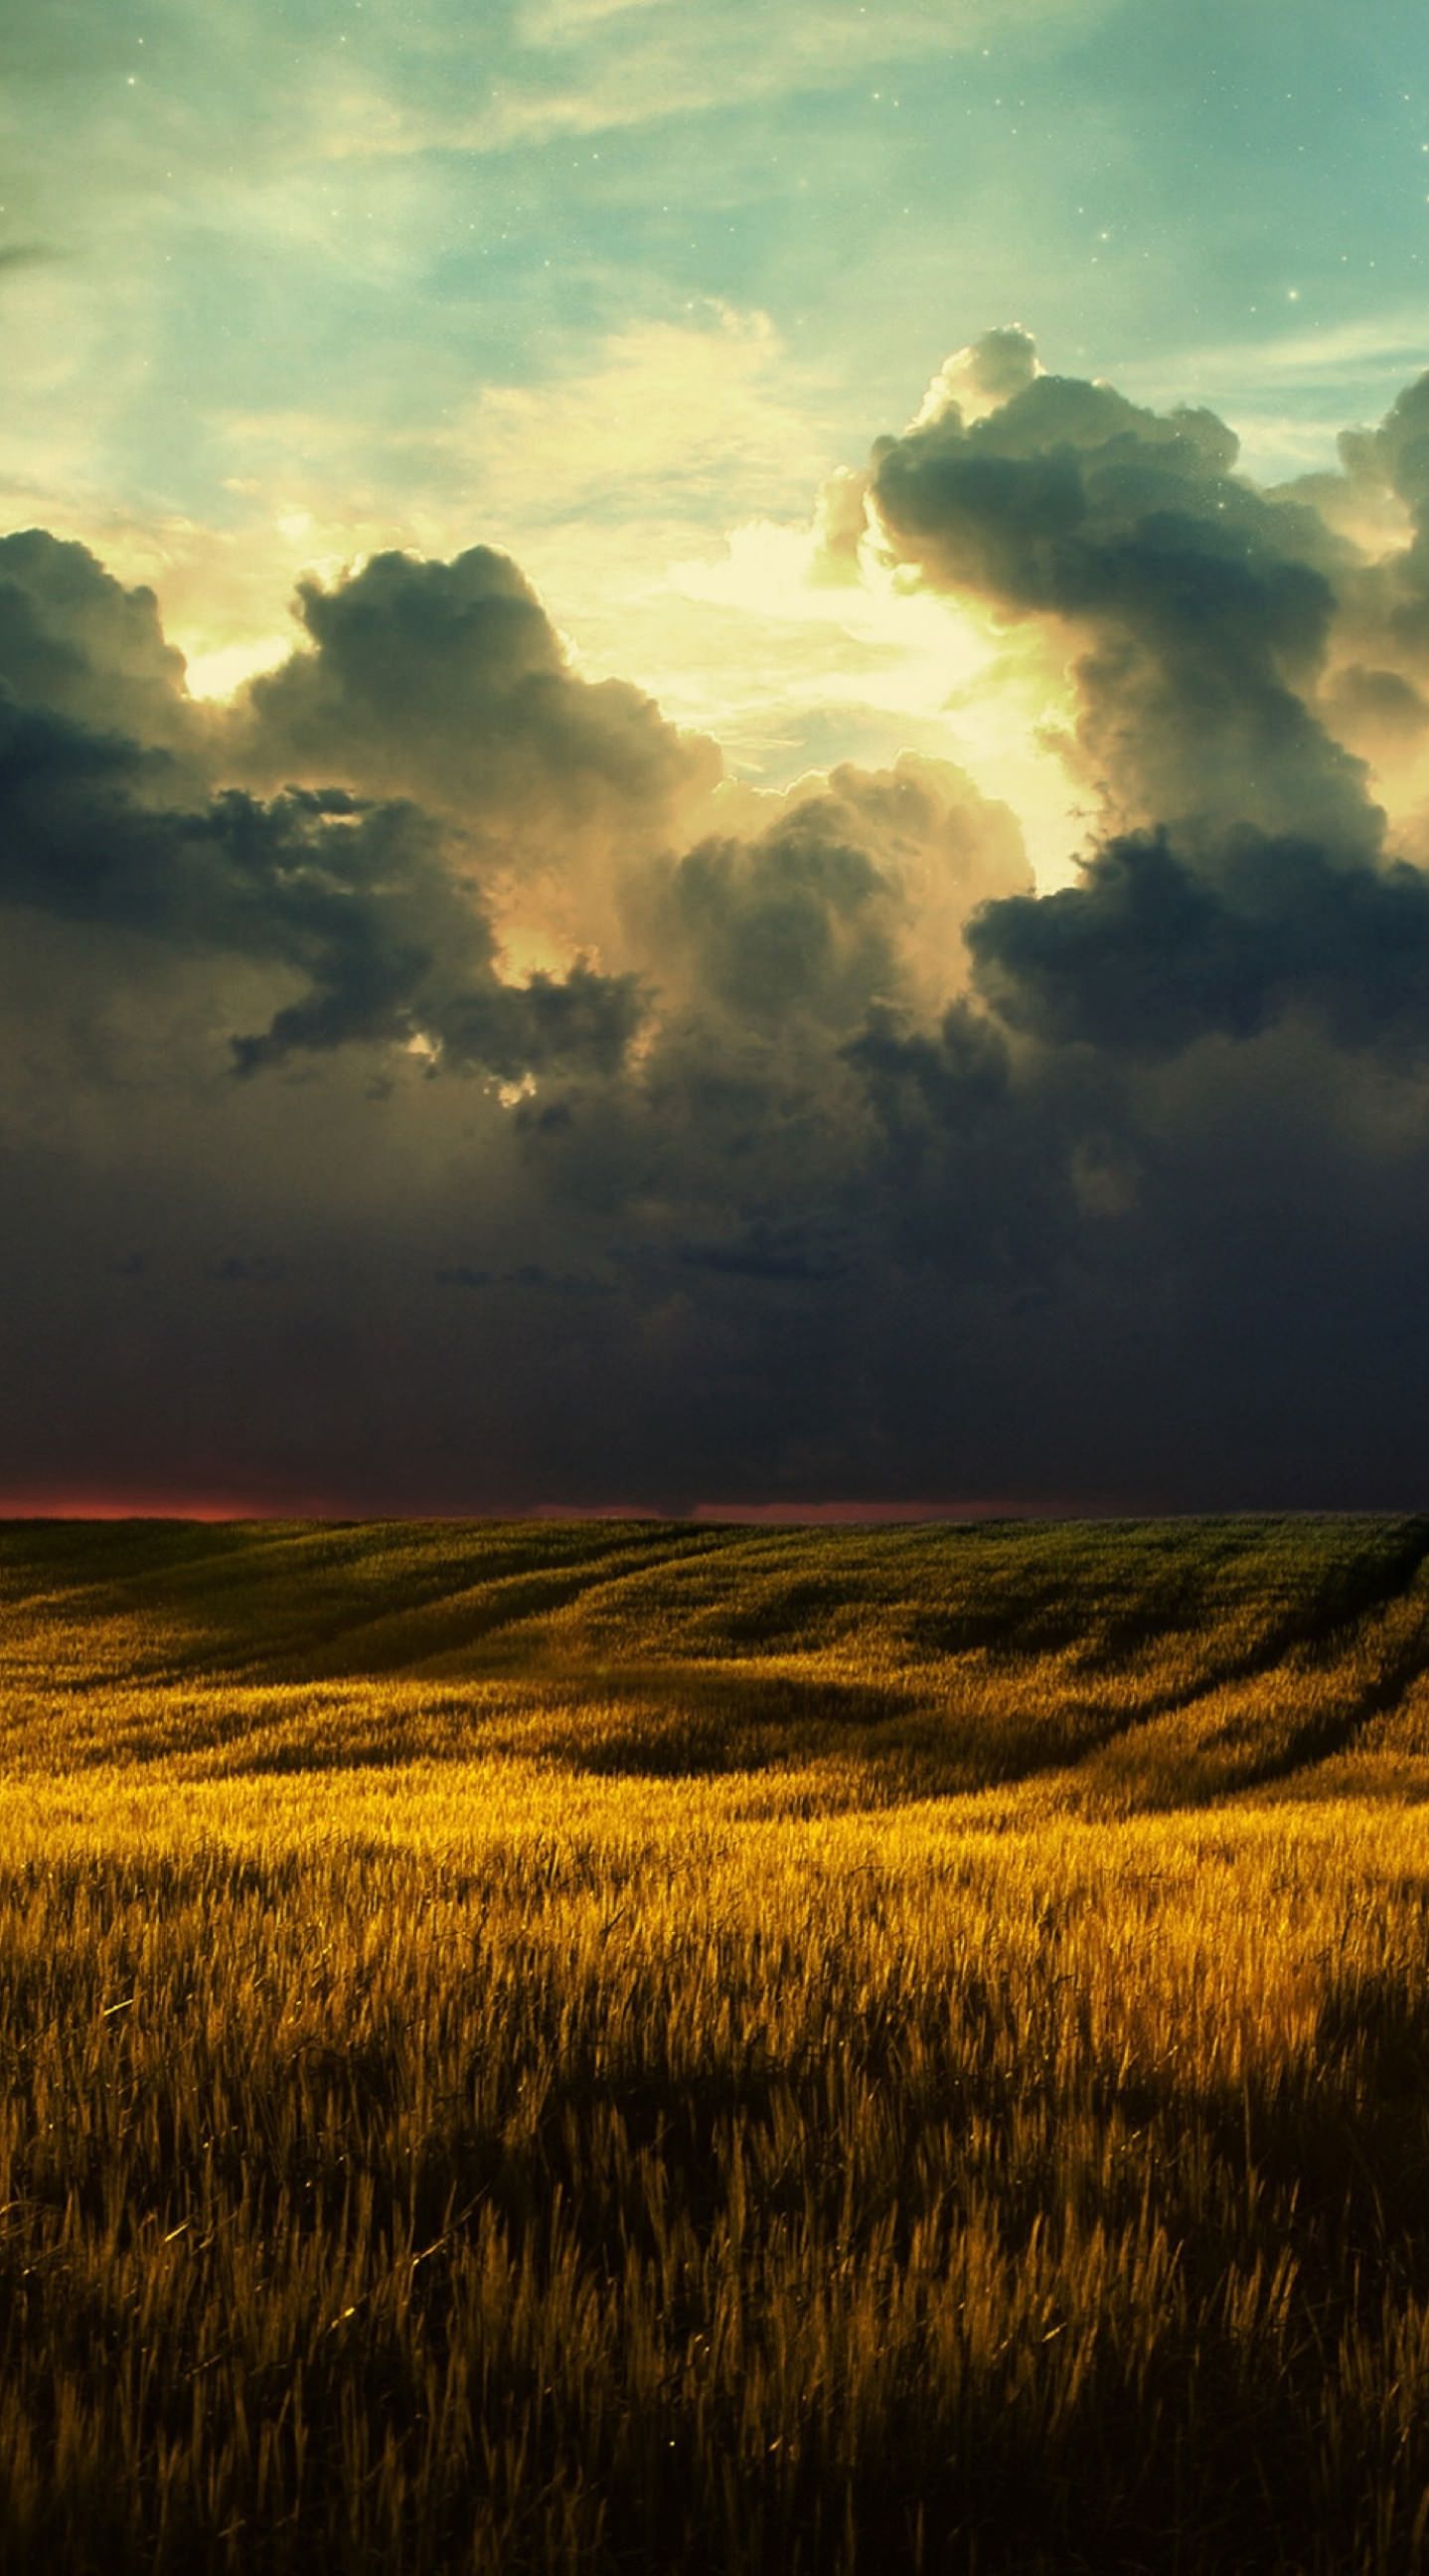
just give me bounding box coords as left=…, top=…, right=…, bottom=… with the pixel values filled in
left=0, top=541, right=647, bottom=1084
left=12, top=341, right=1429, bottom=1510
left=0, top=530, right=194, bottom=750
left=908, top=324, right=1040, bottom=431
left=238, top=544, right=716, bottom=848
left=871, top=359, right=1373, bottom=852
left=967, top=826, right=1429, bottom=1059
left=1321, top=662, right=1429, bottom=759
left=645, top=758, right=1022, bottom=1033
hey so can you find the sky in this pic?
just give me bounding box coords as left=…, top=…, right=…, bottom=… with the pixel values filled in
left=5, top=0, right=1429, bottom=1515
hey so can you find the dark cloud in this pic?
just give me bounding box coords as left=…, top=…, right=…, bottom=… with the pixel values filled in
left=958, top=324, right=1039, bottom=409
left=0, top=705, right=640, bottom=1082
left=1324, top=376, right=1429, bottom=689
left=239, top=544, right=717, bottom=848
left=967, top=827, right=1429, bottom=1058
left=12, top=350, right=1429, bottom=1512
left=645, top=753, right=1030, bottom=1031
left=664, top=818, right=894, bottom=1031
left=677, top=1222, right=848, bottom=1283
left=0, top=571, right=645, bottom=1084
left=871, top=358, right=1373, bottom=851
left=209, top=1255, right=285, bottom=1285
left=1343, top=370, right=1429, bottom=521
left=435, top=1262, right=614, bottom=1298
left=0, top=529, right=192, bottom=747
left=1321, top=662, right=1429, bottom=753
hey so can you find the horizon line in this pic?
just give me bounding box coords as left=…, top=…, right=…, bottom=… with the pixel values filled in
left=0, top=1494, right=1404, bottom=1528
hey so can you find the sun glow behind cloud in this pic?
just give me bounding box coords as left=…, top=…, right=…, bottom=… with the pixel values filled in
left=85, top=298, right=1087, bottom=885
left=182, top=633, right=295, bottom=701
left=664, top=517, right=1084, bottom=882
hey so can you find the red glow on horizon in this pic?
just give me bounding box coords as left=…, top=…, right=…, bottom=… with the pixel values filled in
left=0, top=1492, right=675, bottom=1526
left=0, top=1491, right=349, bottom=1524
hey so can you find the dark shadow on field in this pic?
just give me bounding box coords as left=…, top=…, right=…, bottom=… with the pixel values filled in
left=1068, top=1527, right=1429, bottom=1813
left=505, top=1664, right=983, bottom=1789
left=0, top=1519, right=263, bottom=1587
left=508, top=1514, right=1429, bottom=1799
left=1055, top=1516, right=1429, bottom=1675
left=9, top=1511, right=1418, bottom=1682
left=9, top=1665, right=1038, bottom=1795
left=11, top=1513, right=1429, bottom=1809
left=0, top=1518, right=740, bottom=1687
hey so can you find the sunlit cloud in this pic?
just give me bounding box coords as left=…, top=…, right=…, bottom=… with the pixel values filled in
left=664, top=516, right=1083, bottom=879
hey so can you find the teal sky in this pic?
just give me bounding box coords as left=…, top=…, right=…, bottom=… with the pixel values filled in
left=7, top=0, right=1429, bottom=753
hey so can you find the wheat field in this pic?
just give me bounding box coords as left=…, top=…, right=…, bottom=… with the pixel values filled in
left=6, top=1514, right=1429, bottom=2572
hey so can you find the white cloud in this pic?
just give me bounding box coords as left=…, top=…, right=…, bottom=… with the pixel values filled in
left=1175, top=310, right=1429, bottom=387
left=322, top=0, right=1112, bottom=161
left=1117, top=310, right=1429, bottom=480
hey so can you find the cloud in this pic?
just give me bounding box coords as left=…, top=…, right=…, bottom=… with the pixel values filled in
left=209, top=1254, right=285, bottom=1284
left=563, top=752, right=1032, bottom=1089
left=0, top=542, right=647, bottom=1085
left=0, top=529, right=193, bottom=748
left=1321, top=662, right=1429, bottom=757
left=433, top=311, right=827, bottom=540
left=908, top=326, right=1041, bottom=432
left=870, top=353, right=1374, bottom=853
left=967, top=826, right=1429, bottom=1059
left=13, top=345, right=1429, bottom=1511
left=238, top=542, right=716, bottom=847
left=1137, top=310, right=1429, bottom=400
left=319, top=0, right=1114, bottom=163
left=677, top=1222, right=846, bottom=1283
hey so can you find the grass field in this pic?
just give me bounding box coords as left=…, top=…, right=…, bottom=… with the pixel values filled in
left=7, top=1514, right=1429, bottom=2572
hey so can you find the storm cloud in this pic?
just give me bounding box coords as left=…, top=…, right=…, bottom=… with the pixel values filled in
left=871, top=354, right=1373, bottom=852
left=9, top=340, right=1429, bottom=1512
left=967, top=826, right=1429, bottom=1059
left=239, top=544, right=717, bottom=855
left=0, top=536, right=652, bottom=1081
left=0, top=532, right=193, bottom=750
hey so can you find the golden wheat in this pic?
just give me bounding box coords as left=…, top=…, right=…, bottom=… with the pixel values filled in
left=4, top=1516, right=1429, bottom=2571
